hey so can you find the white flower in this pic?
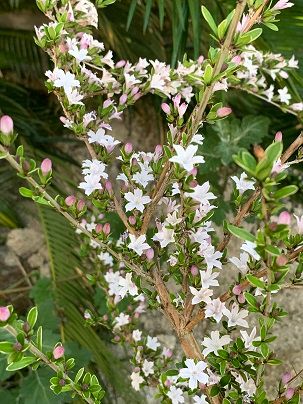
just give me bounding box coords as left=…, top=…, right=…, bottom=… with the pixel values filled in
left=146, top=336, right=160, bottom=351
left=114, top=312, right=130, bottom=329
left=152, top=227, right=175, bottom=247
left=294, top=214, right=303, bottom=234
left=202, top=245, right=223, bottom=270
left=241, top=241, right=261, bottom=260
left=205, top=298, right=226, bottom=323
left=234, top=374, right=256, bottom=397
left=291, top=102, right=303, bottom=111
left=165, top=211, right=183, bottom=227
left=167, top=386, right=184, bottom=404
left=142, top=359, right=154, bottom=376
left=231, top=172, right=255, bottom=195
left=128, top=234, right=150, bottom=256
left=240, top=327, right=260, bottom=350
left=278, top=87, right=291, bottom=105
left=75, top=0, right=98, bottom=28
left=170, top=144, right=205, bottom=171
left=130, top=371, right=144, bottom=391
left=191, top=134, right=204, bottom=145
left=185, top=181, right=216, bottom=205
left=229, top=252, right=249, bottom=275
left=190, top=286, right=213, bottom=305
left=272, top=0, right=294, bottom=11
left=223, top=303, right=249, bottom=328
left=263, top=85, right=274, bottom=102
left=82, top=159, right=108, bottom=179
left=51, top=68, right=80, bottom=92
left=79, top=174, right=102, bottom=195
left=68, top=46, right=92, bottom=63
left=202, top=331, right=232, bottom=356
left=98, top=252, right=114, bottom=266
left=65, top=88, right=84, bottom=105
left=132, top=329, right=142, bottom=342
left=118, top=273, right=138, bottom=298
left=179, top=359, right=208, bottom=389
left=132, top=169, right=154, bottom=188
left=124, top=188, right=151, bottom=213
left=193, top=395, right=208, bottom=404
left=199, top=268, right=219, bottom=288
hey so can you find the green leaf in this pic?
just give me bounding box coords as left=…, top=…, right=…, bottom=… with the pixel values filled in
left=27, top=307, right=38, bottom=329
left=0, top=342, right=14, bottom=353
left=265, top=245, right=281, bottom=256
left=236, top=28, right=263, bottom=45
left=143, top=0, right=153, bottom=33
left=274, top=185, right=298, bottom=199
left=246, top=275, right=265, bottom=289
left=260, top=343, right=269, bottom=358
left=227, top=224, right=256, bottom=242
left=19, top=187, right=34, bottom=198
left=244, top=292, right=258, bottom=308
left=201, top=6, right=217, bottom=36
left=267, top=359, right=283, bottom=365
left=36, top=326, right=43, bottom=351
left=75, top=367, right=84, bottom=383
left=126, top=0, right=137, bottom=31
left=6, top=356, right=37, bottom=371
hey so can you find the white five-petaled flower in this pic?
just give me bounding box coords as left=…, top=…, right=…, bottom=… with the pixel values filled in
left=152, top=226, right=175, bottom=247
left=199, top=268, right=219, bottom=289
left=142, top=359, right=154, bottom=376
left=65, top=88, right=84, bottom=105
left=167, top=386, right=184, bottom=404
left=114, top=312, right=130, bottom=329
left=146, top=335, right=160, bottom=351
left=48, top=68, right=80, bottom=92
left=68, top=45, right=92, bottom=63
left=204, top=298, right=226, bottom=323
left=132, top=329, right=142, bottom=342
left=128, top=234, right=150, bottom=256
left=201, top=245, right=223, bottom=270
left=223, top=303, right=249, bottom=328
left=82, top=159, right=108, bottom=179
left=231, top=172, right=255, bottom=195
left=179, top=359, right=208, bottom=389
left=240, top=327, right=260, bottom=351
left=185, top=181, right=216, bottom=205
left=130, top=371, right=144, bottom=391
left=229, top=252, right=249, bottom=275
left=190, top=286, right=213, bottom=305
left=118, top=273, right=138, bottom=298
left=278, top=87, right=291, bottom=105
left=79, top=174, right=102, bottom=195
left=193, top=394, right=208, bottom=404
left=201, top=331, right=232, bottom=356
left=241, top=241, right=261, bottom=261
left=124, top=188, right=151, bottom=213
left=169, top=144, right=205, bottom=172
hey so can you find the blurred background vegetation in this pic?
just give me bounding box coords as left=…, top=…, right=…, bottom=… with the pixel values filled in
left=0, top=0, right=302, bottom=402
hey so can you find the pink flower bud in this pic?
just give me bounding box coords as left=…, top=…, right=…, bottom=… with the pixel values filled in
left=41, top=158, right=52, bottom=175
left=173, top=94, right=181, bottom=108
left=115, top=60, right=126, bottom=68
left=232, top=55, right=242, bottom=64
left=281, top=371, right=292, bottom=385
left=103, top=314, right=108, bottom=321
left=189, top=180, right=198, bottom=188
left=124, top=143, right=133, bottom=154
left=275, top=131, right=283, bottom=142
left=145, top=248, right=154, bottom=261
left=133, top=92, right=142, bottom=101
left=105, top=180, right=112, bottom=191
left=103, top=223, right=111, bottom=235
left=53, top=345, right=64, bottom=359
left=65, top=195, right=76, bottom=206
left=197, top=55, right=204, bottom=64
left=0, top=306, right=10, bottom=322
left=0, top=115, right=14, bottom=135
left=163, top=348, right=173, bottom=358
left=161, top=103, right=170, bottom=114
left=119, top=94, right=127, bottom=105
left=95, top=223, right=103, bottom=234
left=155, top=144, right=163, bottom=155
left=103, top=99, right=113, bottom=109
left=190, top=167, right=198, bottom=176
left=238, top=293, right=245, bottom=304
left=278, top=211, right=291, bottom=225
left=77, top=199, right=85, bottom=211
left=164, top=379, right=172, bottom=387
left=129, top=216, right=136, bottom=225
left=134, top=312, right=140, bottom=318
left=190, top=265, right=199, bottom=276
left=114, top=335, right=120, bottom=342
left=284, top=387, right=295, bottom=400
left=217, top=107, right=232, bottom=118
left=276, top=255, right=288, bottom=267
left=178, top=102, right=188, bottom=117
left=131, top=86, right=139, bottom=96
left=232, top=284, right=242, bottom=295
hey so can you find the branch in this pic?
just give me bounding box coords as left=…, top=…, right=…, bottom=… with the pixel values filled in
left=4, top=324, right=94, bottom=404
left=0, top=145, right=153, bottom=284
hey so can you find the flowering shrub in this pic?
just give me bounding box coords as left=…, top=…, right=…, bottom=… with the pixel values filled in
left=0, top=0, right=303, bottom=403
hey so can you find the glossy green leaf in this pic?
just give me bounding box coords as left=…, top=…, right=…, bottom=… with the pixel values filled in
left=6, top=356, right=37, bottom=371
left=227, top=224, right=256, bottom=242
